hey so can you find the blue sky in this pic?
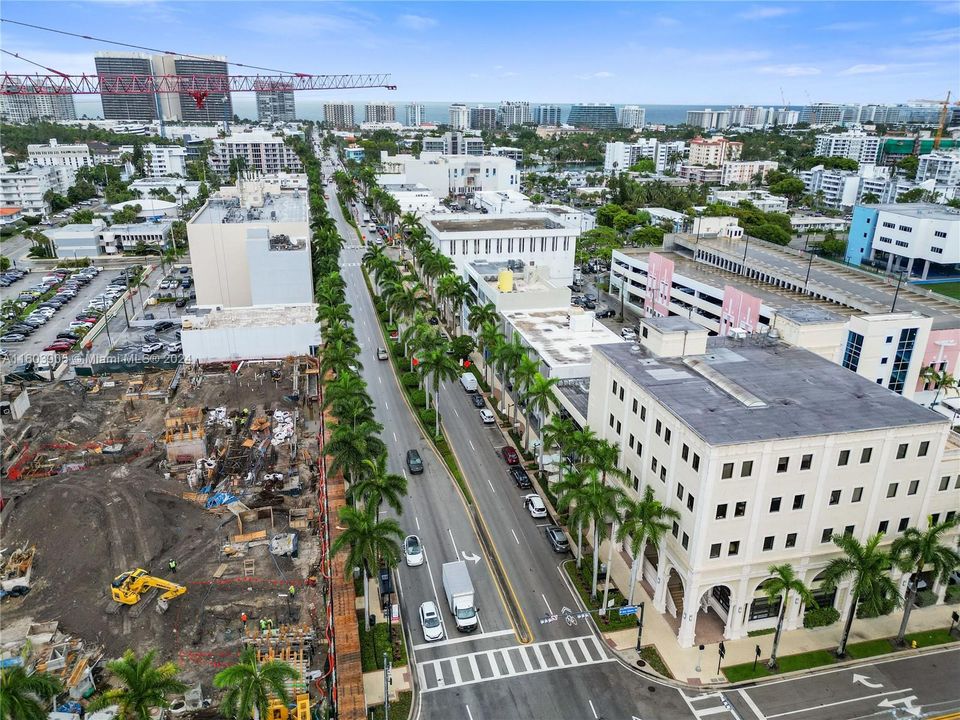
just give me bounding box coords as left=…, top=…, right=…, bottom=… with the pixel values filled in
left=1, top=1, right=958, bottom=106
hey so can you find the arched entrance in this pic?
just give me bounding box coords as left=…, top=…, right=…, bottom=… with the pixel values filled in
left=643, top=543, right=660, bottom=586
left=809, top=569, right=838, bottom=614
left=666, top=568, right=684, bottom=619
left=694, top=585, right=732, bottom=645
left=747, top=578, right=783, bottom=631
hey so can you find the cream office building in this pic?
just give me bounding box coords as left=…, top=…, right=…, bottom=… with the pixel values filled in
left=587, top=318, right=960, bottom=648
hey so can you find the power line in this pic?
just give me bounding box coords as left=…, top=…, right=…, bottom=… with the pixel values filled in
left=1, top=17, right=311, bottom=76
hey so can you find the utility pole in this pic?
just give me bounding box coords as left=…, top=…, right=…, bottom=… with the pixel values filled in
left=803, top=249, right=815, bottom=292
left=890, top=269, right=906, bottom=312
left=383, top=652, right=392, bottom=720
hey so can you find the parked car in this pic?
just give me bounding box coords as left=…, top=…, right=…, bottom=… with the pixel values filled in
left=621, top=327, right=636, bottom=339
left=154, top=321, right=175, bottom=331
left=545, top=525, right=570, bottom=553
left=56, top=332, right=81, bottom=341
left=509, top=466, right=531, bottom=489
left=0, top=333, right=27, bottom=343
left=377, top=347, right=389, bottom=361
left=406, top=449, right=424, bottom=474
left=500, top=446, right=520, bottom=465
left=141, top=342, right=165, bottom=355
left=43, top=340, right=73, bottom=351
left=418, top=600, right=444, bottom=642
left=179, top=266, right=190, bottom=274
left=175, top=298, right=188, bottom=308
left=479, top=409, right=495, bottom=425
left=595, top=308, right=615, bottom=319
left=523, top=494, right=547, bottom=518
left=470, top=394, right=486, bottom=409
left=404, top=535, right=424, bottom=567
left=166, top=342, right=182, bottom=353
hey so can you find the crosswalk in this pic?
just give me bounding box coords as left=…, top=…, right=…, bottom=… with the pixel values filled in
left=682, top=691, right=740, bottom=719
left=417, top=635, right=614, bottom=693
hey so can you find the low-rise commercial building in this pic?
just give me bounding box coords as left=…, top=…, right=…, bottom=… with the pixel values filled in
left=129, top=178, right=202, bottom=202
left=209, top=132, right=303, bottom=176
left=118, top=143, right=187, bottom=177
left=378, top=152, right=520, bottom=199
left=181, top=304, right=320, bottom=363
left=0, top=165, right=75, bottom=218
left=47, top=222, right=106, bottom=258
left=27, top=139, right=93, bottom=170
left=99, top=220, right=172, bottom=255
left=708, top=189, right=788, bottom=213
left=380, top=183, right=442, bottom=216
left=719, top=160, right=779, bottom=186
left=917, top=151, right=960, bottom=186
left=814, top=131, right=882, bottom=165
left=465, top=260, right=570, bottom=318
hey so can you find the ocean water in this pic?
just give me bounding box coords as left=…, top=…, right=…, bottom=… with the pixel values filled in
left=73, top=96, right=779, bottom=126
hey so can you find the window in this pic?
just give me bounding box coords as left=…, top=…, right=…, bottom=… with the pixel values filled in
left=852, top=487, right=863, bottom=502
left=777, top=457, right=789, bottom=473
left=935, top=230, right=947, bottom=238
left=838, top=449, right=850, bottom=466
left=716, top=504, right=728, bottom=519
left=636, top=442, right=643, bottom=458
left=735, top=501, right=746, bottom=517
left=887, top=483, right=898, bottom=498
left=844, top=525, right=855, bottom=537
left=687, top=494, right=695, bottom=511
left=692, top=454, right=700, bottom=471
left=940, top=476, right=951, bottom=491
left=829, top=490, right=841, bottom=505
left=801, top=454, right=813, bottom=471
left=632, top=399, right=638, bottom=414
left=821, top=528, right=833, bottom=543
left=860, top=447, right=873, bottom=464
left=628, top=434, right=635, bottom=449
left=651, top=457, right=658, bottom=474
left=896, top=443, right=908, bottom=459
left=842, top=331, right=864, bottom=372
left=676, top=483, right=684, bottom=500
left=710, top=543, right=721, bottom=558
left=763, top=536, right=774, bottom=551
left=664, top=428, right=671, bottom=445
left=931, top=246, right=944, bottom=254
left=722, top=462, right=734, bottom=479
left=908, top=480, right=920, bottom=495
left=918, top=441, right=929, bottom=457
left=619, top=388, right=625, bottom=401
left=612, top=379, right=618, bottom=395
left=887, top=328, right=918, bottom=395
left=671, top=521, right=679, bottom=537
left=640, top=406, right=646, bottom=421
left=660, top=466, right=667, bottom=482
left=898, top=517, right=909, bottom=532
left=609, top=413, right=615, bottom=428
left=655, top=420, right=661, bottom=436
left=741, top=461, right=753, bottom=477
left=770, top=497, right=781, bottom=512
left=878, top=520, right=889, bottom=534
left=616, top=420, right=622, bottom=435
left=682, top=532, right=689, bottom=549
left=728, top=541, right=740, bottom=556
left=793, top=494, right=805, bottom=510
left=785, top=533, right=797, bottom=548
left=682, top=444, right=689, bottom=462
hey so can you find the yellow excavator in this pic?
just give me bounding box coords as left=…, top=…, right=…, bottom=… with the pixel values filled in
left=110, top=568, right=187, bottom=611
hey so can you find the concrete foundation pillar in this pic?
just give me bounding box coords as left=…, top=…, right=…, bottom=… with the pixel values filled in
left=678, top=589, right=699, bottom=648
left=886, top=253, right=895, bottom=273
left=907, top=257, right=916, bottom=277
left=922, top=259, right=931, bottom=281
left=653, top=557, right=669, bottom=612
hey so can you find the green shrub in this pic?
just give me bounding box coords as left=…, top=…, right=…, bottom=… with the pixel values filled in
left=857, top=597, right=895, bottom=619
left=419, top=408, right=437, bottom=428
left=409, top=389, right=427, bottom=408
left=401, top=372, right=419, bottom=388
left=946, top=585, right=960, bottom=604
left=803, top=606, right=840, bottom=628
left=915, top=589, right=937, bottom=608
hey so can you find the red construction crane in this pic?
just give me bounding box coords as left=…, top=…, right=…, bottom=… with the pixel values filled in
left=0, top=72, right=396, bottom=109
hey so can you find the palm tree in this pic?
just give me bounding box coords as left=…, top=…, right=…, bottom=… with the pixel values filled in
left=616, top=486, right=680, bottom=606
left=891, top=517, right=960, bottom=645
left=919, top=366, right=958, bottom=408
left=330, top=506, right=404, bottom=631
left=468, top=302, right=498, bottom=336
left=495, top=335, right=525, bottom=416
left=88, top=650, right=188, bottom=720
left=556, top=467, right=591, bottom=569
left=327, top=419, right=385, bottom=487
left=322, top=372, right=368, bottom=414
left=213, top=645, right=299, bottom=720
left=512, top=354, right=539, bottom=429
left=586, top=439, right=629, bottom=488
left=350, top=453, right=408, bottom=516
left=318, top=339, right=362, bottom=379
left=478, top=322, right=501, bottom=388
left=522, top=372, right=559, bottom=454
left=822, top=533, right=901, bottom=657
left=419, top=346, right=462, bottom=437
left=567, top=476, right=624, bottom=599
left=0, top=666, right=62, bottom=720
left=540, top=414, right=575, bottom=476
left=568, top=427, right=599, bottom=469
left=762, top=564, right=816, bottom=669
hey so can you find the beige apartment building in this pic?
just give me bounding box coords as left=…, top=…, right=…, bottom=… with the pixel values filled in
left=688, top=137, right=743, bottom=167
left=587, top=317, right=959, bottom=648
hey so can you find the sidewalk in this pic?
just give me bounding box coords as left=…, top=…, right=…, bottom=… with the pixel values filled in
left=363, top=665, right=412, bottom=705
left=602, top=578, right=958, bottom=685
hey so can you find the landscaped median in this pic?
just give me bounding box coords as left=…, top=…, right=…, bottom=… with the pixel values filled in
left=356, top=611, right=408, bottom=672
left=560, top=557, right=641, bottom=633
left=722, top=627, right=959, bottom=682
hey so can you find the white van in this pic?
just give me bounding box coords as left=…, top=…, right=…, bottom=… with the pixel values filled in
left=459, top=373, right=478, bottom=393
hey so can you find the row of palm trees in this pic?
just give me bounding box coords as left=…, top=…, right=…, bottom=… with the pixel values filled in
left=1, top=646, right=298, bottom=720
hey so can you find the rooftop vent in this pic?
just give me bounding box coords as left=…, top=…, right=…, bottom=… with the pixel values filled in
left=683, top=357, right=767, bottom=409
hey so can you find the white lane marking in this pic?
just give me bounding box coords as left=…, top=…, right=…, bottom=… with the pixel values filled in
left=385, top=400, right=389, bottom=410
left=698, top=707, right=731, bottom=717
left=421, top=547, right=448, bottom=637
left=447, top=528, right=460, bottom=559
left=393, top=432, right=398, bottom=443
left=453, top=406, right=460, bottom=418
left=738, top=689, right=767, bottom=719
left=501, top=649, right=515, bottom=674
left=411, top=628, right=515, bottom=651
left=542, top=593, right=553, bottom=614
left=588, top=700, right=598, bottom=719
left=464, top=706, right=474, bottom=720
left=486, top=476, right=496, bottom=493
left=379, top=376, right=382, bottom=384
left=511, top=528, right=520, bottom=545
left=415, top=516, right=420, bottom=531
left=449, top=658, right=462, bottom=684
left=764, top=688, right=913, bottom=719
left=469, top=439, right=476, bottom=451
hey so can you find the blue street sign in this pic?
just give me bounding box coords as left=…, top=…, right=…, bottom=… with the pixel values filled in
left=619, top=605, right=638, bottom=616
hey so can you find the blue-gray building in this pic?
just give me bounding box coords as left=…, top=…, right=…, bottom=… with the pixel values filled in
left=566, top=104, right=619, bottom=129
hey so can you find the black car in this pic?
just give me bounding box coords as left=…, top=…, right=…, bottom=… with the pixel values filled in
left=583, top=300, right=596, bottom=309
left=545, top=525, right=570, bottom=553
left=470, top=394, right=485, bottom=409
left=175, top=297, right=188, bottom=308
left=154, top=321, right=175, bottom=331
left=57, top=332, right=81, bottom=341
left=509, top=466, right=531, bottom=489
left=406, top=449, right=424, bottom=475
left=595, top=308, right=615, bottom=319
left=428, top=316, right=439, bottom=325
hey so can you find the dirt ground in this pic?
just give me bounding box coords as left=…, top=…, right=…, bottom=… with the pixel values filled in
left=1, top=363, right=324, bottom=685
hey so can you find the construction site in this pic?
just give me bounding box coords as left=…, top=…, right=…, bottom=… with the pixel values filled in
left=0, top=358, right=337, bottom=716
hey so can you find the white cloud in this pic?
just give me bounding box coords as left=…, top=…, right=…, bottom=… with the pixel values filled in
left=574, top=71, right=614, bottom=80
left=654, top=15, right=680, bottom=26
left=237, top=11, right=367, bottom=37
left=738, top=6, right=794, bottom=20
left=398, top=14, right=438, bottom=31
left=838, top=64, right=888, bottom=76
left=757, top=64, right=822, bottom=77
left=820, top=21, right=874, bottom=31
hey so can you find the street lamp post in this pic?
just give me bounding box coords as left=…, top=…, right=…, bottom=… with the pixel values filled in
left=890, top=269, right=906, bottom=312
left=740, top=237, right=750, bottom=277
left=803, top=249, right=815, bottom=292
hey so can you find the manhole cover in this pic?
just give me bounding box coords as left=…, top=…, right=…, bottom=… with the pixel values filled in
left=648, top=686, right=657, bottom=693
left=636, top=660, right=647, bottom=668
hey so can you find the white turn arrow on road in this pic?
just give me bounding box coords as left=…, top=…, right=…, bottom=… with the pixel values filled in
left=461, top=551, right=481, bottom=564
left=878, top=695, right=921, bottom=717
left=851, top=673, right=883, bottom=689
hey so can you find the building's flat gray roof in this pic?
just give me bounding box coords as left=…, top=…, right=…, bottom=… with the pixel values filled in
left=505, top=308, right=624, bottom=368
left=382, top=183, right=431, bottom=192
left=868, top=203, right=960, bottom=221
left=48, top=223, right=100, bottom=235
left=777, top=304, right=846, bottom=324
left=184, top=304, right=318, bottom=330
left=597, top=339, right=944, bottom=446
left=192, top=193, right=307, bottom=225
left=428, top=215, right=561, bottom=233
left=645, top=316, right=705, bottom=333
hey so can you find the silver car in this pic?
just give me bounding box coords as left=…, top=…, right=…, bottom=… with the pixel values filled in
left=419, top=600, right=444, bottom=642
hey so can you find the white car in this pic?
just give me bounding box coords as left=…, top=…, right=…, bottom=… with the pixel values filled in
left=523, top=494, right=547, bottom=518
left=141, top=342, right=165, bottom=354
left=479, top=408, right=495, bottom=425
left=404, top=535, right=424, bottom=567
left=621, top=327, right=636, bottom=339
left=166, top=342, right=182, bottom=353
left=418, top=601, right=444, bottom=642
